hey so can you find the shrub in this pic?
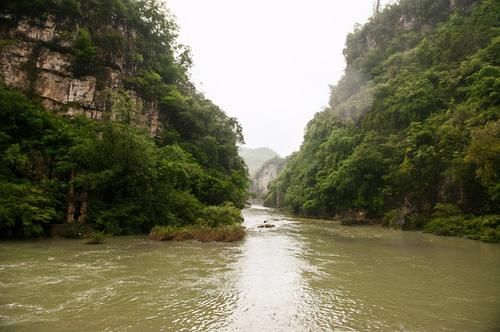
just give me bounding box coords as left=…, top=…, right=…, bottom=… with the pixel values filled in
left=0, top=182, right=57, bottom=237
left=424, top=214, right=500, bottom=243
left=383, top=208, right=405, bottom=228
left=196, top=202, right=243, bottom=228
left=403, top=213, right=427, bottom=230
left=382, top=209, right=426, bottom=230
left=72, top=28, right=96, bottom=76
left=149, top=226, right=176, bottom=241
left=86, top=231, right=105, bottom=244
left=432, top=203, right=462, bottom=218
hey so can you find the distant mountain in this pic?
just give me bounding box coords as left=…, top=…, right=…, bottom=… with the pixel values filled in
left=239, top=147, right=279, bottom=176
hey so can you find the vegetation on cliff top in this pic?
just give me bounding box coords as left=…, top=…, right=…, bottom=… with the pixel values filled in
left=265, top=0, right=499, bottom=242
left=0, top=0, right=248, bottom=238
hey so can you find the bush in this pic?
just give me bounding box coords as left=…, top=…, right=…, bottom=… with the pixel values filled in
left=383, top=209, right=426, bottom=230
left=86, top=231, right=105, bottom=244
left=0, top=182, right=57, bottom=237
left=94, top=205, right=148, bottom=235
left=383, top=208, right=405, bottom=228
left=72, top=28, right=96, bottom=76
left=196, top=202, right=243, bottom=227
left=149, top=225, right=176, bottom=241
left=424, top=214, right=500, bottom=243
left=432, top=203, right=462, bottom=218
left=403, top=213, right=427, bottom=230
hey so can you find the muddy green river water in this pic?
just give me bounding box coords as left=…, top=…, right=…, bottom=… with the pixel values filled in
left=1, top=206, right=499, bottom=331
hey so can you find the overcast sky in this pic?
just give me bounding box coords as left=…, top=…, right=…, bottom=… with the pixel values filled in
left=166, top=0, right=375, bottom=156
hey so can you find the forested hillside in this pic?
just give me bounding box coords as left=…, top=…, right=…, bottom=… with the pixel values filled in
left=0, top=0, right=248, bottom=237
left=265, top=0, right=499, bottom=242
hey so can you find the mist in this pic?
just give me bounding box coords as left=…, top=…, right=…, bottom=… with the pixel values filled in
left=166, top=0, right=375, bottom=156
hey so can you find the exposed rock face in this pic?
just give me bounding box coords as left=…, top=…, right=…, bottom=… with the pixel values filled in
left=0, top=41, right=32, bottom=90
left=251, top=157, right=286, bottom=197
left=0, top=15, right=159, bottom=136
left=15, top=15, right=57, bottom=42
left=36, top=48, right=72, bottom=75
left=253, top=163, right=280, bottom=194
left=35, top=71, right=96, bottom=106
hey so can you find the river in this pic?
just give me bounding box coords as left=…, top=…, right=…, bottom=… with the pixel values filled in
left=1, top=205, right=499, bottom=331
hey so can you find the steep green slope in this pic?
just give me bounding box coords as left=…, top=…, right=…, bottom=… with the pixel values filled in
left=0, top=0, right=248, bottom=237
left=265, top=0, right=499, bottom=242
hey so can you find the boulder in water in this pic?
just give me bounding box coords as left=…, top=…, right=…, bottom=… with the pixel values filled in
left=257, top=224, right=275, bottom=229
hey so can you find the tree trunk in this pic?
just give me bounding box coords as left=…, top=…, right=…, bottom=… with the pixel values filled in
left=78, top=192, right=88, bottom=224
left=66, top=169, right=76, bottom=223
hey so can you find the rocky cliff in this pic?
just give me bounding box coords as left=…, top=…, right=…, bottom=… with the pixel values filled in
left=0, top=14, right=159, bottom=135
left=251, top=157, right=286, bottom=197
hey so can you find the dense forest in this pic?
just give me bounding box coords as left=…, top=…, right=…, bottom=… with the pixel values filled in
left=265, top=0, right=499, bottom=242
left=0, top=0, right=248, bottom=238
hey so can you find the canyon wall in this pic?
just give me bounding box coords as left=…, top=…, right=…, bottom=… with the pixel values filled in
left=0, top=15, right=159, bottom=135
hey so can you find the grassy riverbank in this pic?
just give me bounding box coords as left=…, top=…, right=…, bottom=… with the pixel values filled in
left=149, top=225, right=245, bottom=242
left=271, top=205, right=499, bottom=244
left=423, top=215, right=499, bottom=243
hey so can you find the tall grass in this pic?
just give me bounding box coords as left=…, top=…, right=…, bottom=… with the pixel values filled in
left=149, top=225, right=245, bottom=242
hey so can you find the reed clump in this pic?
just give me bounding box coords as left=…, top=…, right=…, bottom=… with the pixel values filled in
left=149, top=225, right=245, bottom=242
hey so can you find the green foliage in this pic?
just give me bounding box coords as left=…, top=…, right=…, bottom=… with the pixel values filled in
left=383, top=209, right=405, bottom=228
left=72, top=28, right=96, bottom=77
left=126, top=70, right=167, bottom=100
left=266, top=0, right=499, bottom=241
left=383, top=209, right=428, bottom=230
left=465, top=120, right=500, bottom=204
left=0, top=85, right=247, bottom=237
left=424, top=214, right=500, bottom=243
left=432, top=203, right=462, bottom=218
left=86, top=231, right=105, bottom=244
left=0, top=182, right=57, bottom=237
left=196, top=202, right=244, bottom=228
left=1, top=0, right=189, bottom=89
left=0, top=87, right=72, bottom=237
left=60, top=0, right=82, bottom=17
left=0, top=0, right=249, bottom=238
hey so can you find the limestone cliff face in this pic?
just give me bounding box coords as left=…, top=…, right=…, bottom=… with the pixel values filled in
left=251, top=157, right=286, bottom=197
left=0, top=15, right=159, bottom=135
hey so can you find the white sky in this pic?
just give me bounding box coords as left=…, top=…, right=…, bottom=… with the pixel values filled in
left=166, top=0, right=375, bottom=156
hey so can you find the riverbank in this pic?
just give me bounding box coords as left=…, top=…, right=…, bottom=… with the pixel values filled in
left=45, top=223, right=246, bottom=244
left=265, top=206, right=500, bottom=243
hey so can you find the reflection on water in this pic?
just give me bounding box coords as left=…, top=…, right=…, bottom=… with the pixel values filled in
left=1, top=205, right=499, bottom=331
